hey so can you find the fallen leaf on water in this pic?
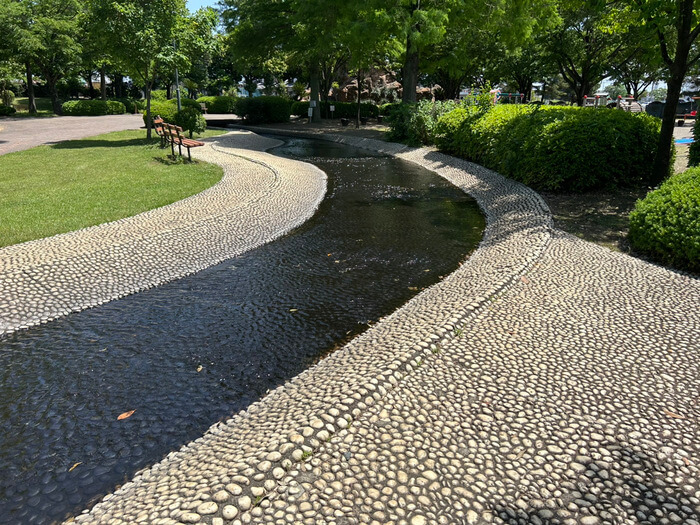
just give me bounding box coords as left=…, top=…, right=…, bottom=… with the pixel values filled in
left=327, top=253, right=332, bottom=256
left=196, top=365, right=203, bottom=372
left=289, top=309, right=298, bottom=312
left=663, top=408, right=685, bottom=419
left=408, top=287, right=418, bottom=291
left=69, top=462, right=82, bottom=472
left=117, top=410, right=135, bottom=421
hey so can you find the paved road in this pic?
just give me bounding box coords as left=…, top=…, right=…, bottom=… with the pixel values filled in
left=0, top=114, right=144, bottom=155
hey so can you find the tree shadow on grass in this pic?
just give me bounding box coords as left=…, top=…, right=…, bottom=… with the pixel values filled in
left=50, top=138, right=155, bottom=150
left=491, top=446, right=700, bottom=525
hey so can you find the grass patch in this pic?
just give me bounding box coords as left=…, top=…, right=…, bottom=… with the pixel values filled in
left=11, top=97, right=55, bottom=117
left=0, top=129, right=226, bottom=247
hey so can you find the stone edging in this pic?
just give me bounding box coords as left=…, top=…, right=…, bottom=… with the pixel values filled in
left=72, top=130, right=554, bottom=524
left=0, top=131, right=327, bottom=336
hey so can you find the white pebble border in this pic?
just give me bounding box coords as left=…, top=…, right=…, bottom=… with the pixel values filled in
left=0, top=131, right=327, bottom=336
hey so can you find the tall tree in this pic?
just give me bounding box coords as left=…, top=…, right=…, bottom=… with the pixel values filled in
left=627, top=0, right=700, bottom=182
left=87, top=0, right=188, bottom=137
left=610, top=52, right=664, bottom=100
left=400, top=0, right=559, bottom=102
left=31, top=0, right=83, bottom=114
left=0, top=0, right=82, bottom=114
left=546, top=1, right=639, bottom=105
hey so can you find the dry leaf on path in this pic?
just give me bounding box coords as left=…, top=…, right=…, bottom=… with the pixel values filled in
left=117, top=410, right=135, bottom=420
left=663, top=408, right=685, bottom=419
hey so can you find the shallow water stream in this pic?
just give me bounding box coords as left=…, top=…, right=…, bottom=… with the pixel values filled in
left=0, top=137, right=484, bottom=523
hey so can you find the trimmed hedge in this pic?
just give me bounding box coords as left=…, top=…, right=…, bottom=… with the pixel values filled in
left=174, top=108, right=207, bottom=138
left=142, top=99, right=201, bottom=126
left=113, top=98, right=143, bottom=114
left=629, top=168, right=700, bottom=272
left=435, top=104, right=663, bottom=192
left=238, top=96, right=290, bottom=124
left=0, top=105, right=16, bottom=116
left=62, top=99, right=126, bottom=116
left=196, top=96, right=238, bottom=114
left=290, top=101, right=379, bottom=119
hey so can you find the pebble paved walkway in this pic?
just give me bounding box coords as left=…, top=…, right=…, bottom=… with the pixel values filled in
left=68, top=131, right=700, bottom=525
left=0, top=131, right=326, bottom=335
left=0, top=114, right=144, bottom=155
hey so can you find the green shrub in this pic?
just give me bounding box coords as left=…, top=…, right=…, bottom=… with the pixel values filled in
left=106, top=100, right=126, bottom=114
left=379, top=102, right=402, bottom=118
left=174, top=107, right=207, bottom=138
left=290, top=100, right=378, bottom=119
left=62, top=99, right=111, bottom=116
left=112, top=98, right=141, bottom=114
left=179, top=98, right=201, bottom=111
left=689, top=118, right=700, bottom=167
left=438, top=104, right=662, bottom=192
left=1, top=88, right=15, bottom=107
left=238, top=96, right=290, bottom=124
left=150, top=90, right=168, bottom=102
left=142, top=99, right=201, bottom=126
left=434, top=106, right=484, bottom=154
left=629, top=168, right=700, bottom=272
left=385, top=103, right=417, bottom=143
left=386, top=101, right=458, bottom=145
left=196, top=95, right=238, bottom=114
left=143, top=101, right=176, bottom=126
left=0, top=105, right=16, bottom=116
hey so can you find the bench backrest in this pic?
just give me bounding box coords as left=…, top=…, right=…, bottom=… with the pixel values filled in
left=153, top=117, right=165, bottom=136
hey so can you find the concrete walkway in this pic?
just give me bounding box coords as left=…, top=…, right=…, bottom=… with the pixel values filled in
left=0, top=114, right=144, bottom=155
left=0, top=131, right=326, bottom=335
left=69, top=132, right=699, bottom=525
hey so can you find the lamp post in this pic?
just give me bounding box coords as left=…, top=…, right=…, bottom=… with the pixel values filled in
left=173, top=40, right=182, bottom=112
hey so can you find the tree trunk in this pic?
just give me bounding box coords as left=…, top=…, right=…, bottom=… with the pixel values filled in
left=309, top=65, right=321, bottom=123
left=653, top=68, right=684, bottom=185
left=356, top=70, right=362, bottom=128
left=166, top=84, right=172, bottom=100
left=100, top=66, right=106, bottom=100
left=25, top=62, right=37, bottom=115
left=402, top=35, right=419, bottom=103
left=114, top=74, right=123, bottom=98
left=145, top=83, right=152, bottom=139
left=85, top=72, right=95, bottom=99
left=47, top=77, right=61, bottom=114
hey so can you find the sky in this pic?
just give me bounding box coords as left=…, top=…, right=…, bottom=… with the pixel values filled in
left=187, top=0, right=220, bottom=12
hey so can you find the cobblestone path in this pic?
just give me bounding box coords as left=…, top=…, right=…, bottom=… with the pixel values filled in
left=0, top=114, right=144, bottom=155
left=68, top=133, right=700, bottom=525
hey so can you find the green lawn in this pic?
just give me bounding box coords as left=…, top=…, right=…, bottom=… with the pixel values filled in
left=11, top=97, right=55, bottom=117
left=0, top=129, right=227, bottom=248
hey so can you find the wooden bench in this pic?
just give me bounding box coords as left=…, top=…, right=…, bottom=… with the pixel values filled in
left=163, top=123, right=204, bottom=161
left=153, top=117, right=167, bottom=148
